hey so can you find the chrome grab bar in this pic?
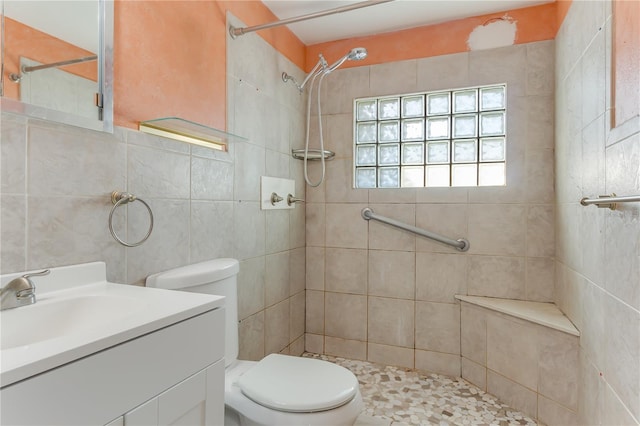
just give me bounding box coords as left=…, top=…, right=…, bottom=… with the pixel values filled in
left=361, top=207, right=469, bottom=252
left=580, top=193, right=640, bottom=210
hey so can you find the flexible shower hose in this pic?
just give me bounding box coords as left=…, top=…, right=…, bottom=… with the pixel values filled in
left=303, top=69, right=328, bottom=187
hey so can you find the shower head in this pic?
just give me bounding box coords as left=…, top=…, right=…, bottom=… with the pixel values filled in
left=283, top=47, right=369, bottom=91
left=348, top=47, right=368, bottom=61
left=326, top=47, right=368, bottom=72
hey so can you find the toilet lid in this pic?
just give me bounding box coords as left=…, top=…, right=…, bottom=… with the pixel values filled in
left=237, top=354, right=359, bottom=413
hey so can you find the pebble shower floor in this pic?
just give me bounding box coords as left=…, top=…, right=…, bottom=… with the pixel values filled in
left=303, top=353, right=537, bottom=426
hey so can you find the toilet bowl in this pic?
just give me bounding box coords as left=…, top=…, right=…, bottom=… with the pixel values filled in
left=225, top=355, right=363, bottom=426
left=146, top=259, right=363, bottom=426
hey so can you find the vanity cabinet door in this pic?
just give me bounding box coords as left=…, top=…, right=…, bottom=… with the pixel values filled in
left=124, top=359, right=224, bottom=426
left=158, top=367, right=207, bottom=425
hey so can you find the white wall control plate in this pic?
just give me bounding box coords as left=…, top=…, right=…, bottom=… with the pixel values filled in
left=261, top=176, right=296, bottom=210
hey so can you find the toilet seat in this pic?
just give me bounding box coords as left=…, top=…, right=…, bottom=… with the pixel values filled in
left=237, top=354, right=359, bottom=413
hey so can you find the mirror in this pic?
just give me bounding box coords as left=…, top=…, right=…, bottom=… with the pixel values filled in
left=1, top=0, right=113, bottom=132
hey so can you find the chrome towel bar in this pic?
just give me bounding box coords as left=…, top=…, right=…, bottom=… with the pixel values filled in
left=361, top=207, right=470, bottom=252
left=580, top=193, right=640, bottom=210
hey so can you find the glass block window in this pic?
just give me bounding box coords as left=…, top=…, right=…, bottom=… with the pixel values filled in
left=354, top=85, right=507, bottom=188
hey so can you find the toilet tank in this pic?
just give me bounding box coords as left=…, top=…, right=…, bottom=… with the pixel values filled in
left=146, top=259, right=240, bottom=367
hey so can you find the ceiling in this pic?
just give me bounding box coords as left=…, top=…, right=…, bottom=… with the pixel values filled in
left=4, top=1, right=98, bottom=53
left=262, top=0, right=554, bottom=45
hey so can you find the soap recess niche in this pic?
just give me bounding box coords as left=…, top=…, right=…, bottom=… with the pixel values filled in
left=139, top=117, right=247, bottom=150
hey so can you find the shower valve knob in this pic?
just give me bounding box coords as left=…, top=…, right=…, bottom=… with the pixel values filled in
left=270, top=192, right=284, bottom=205
left=287, top=194, right=305, bottom=205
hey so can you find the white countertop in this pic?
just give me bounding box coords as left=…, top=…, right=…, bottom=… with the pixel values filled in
left=1, top=262, right=224, bottom=387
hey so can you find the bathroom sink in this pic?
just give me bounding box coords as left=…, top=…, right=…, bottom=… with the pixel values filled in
left=0, top=294, right=145, bottom=350
left=0, top=262, right=225, bottom=387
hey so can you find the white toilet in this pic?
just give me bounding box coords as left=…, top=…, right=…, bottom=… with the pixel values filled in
left=146, top=258, right=363, bottom=426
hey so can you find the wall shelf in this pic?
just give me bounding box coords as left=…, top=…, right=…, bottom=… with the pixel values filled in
left=139, top=117, right=246, bottom=151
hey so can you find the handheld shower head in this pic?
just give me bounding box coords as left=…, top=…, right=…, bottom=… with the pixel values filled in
left=327, top=47, right=368, bottom=72
left=286, top=46, right=369, bottom=188
left=283, top=47, right=369, bottom=91
left=348, top=47, right=368, bottom=61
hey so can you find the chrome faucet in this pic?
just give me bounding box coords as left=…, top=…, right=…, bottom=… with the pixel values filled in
left=0, top=269, right=50, bottom=310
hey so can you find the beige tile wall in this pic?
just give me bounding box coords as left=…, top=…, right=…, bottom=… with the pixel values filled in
left=0, top=13, right=307, bottom=362
left=304, top=40, right=556, bottom=377
left=555, top=1, right=640, bottom=424
left=226, top=13, right=306, bottom=360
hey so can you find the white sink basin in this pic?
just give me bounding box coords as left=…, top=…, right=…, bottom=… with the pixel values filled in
left=1, top=295, right=146, bottom=350
left=0, top=262, right=224, bottom=387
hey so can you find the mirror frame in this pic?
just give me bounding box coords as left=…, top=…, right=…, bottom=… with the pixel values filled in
left=1, top=0, right=113, bottom=133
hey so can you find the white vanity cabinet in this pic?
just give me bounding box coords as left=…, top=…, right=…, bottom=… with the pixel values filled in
left=1, top=308, right=225, bottom=426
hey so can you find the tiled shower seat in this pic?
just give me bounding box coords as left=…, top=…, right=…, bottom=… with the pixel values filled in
left=457, top=295, right=580, bottom=425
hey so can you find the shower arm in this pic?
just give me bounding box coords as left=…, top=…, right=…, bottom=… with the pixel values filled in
left=282, top=54, right=327, bottom=92
left=284, top=46, right=365, bottom=91
left=298, top=55, right=327, bottom=90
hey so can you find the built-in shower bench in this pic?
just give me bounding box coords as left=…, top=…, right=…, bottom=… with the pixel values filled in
left=455, top=295, right=580, bottom=426
left=455, top=295, right=579, bottom=336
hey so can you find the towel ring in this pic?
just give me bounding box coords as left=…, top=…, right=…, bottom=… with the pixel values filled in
left=108, top=191, right=154, bottom=247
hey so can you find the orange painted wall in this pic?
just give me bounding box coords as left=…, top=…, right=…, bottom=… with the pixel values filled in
left=10, top=1, right=574, bottom=131
left=113, top=0, right=305, bottom=130
left=114, top=0, right=227, bottom=130
left=555, top=0, right=573, bottom=29
left=2, top=17, right=97, bottom=101
left=113, top=1, right=570, bottom=130
left=612, top=0, right=640, bottom=126
left=306, top=2, right=558, bottom=72
left=218, top=1, right=306, bottom=71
